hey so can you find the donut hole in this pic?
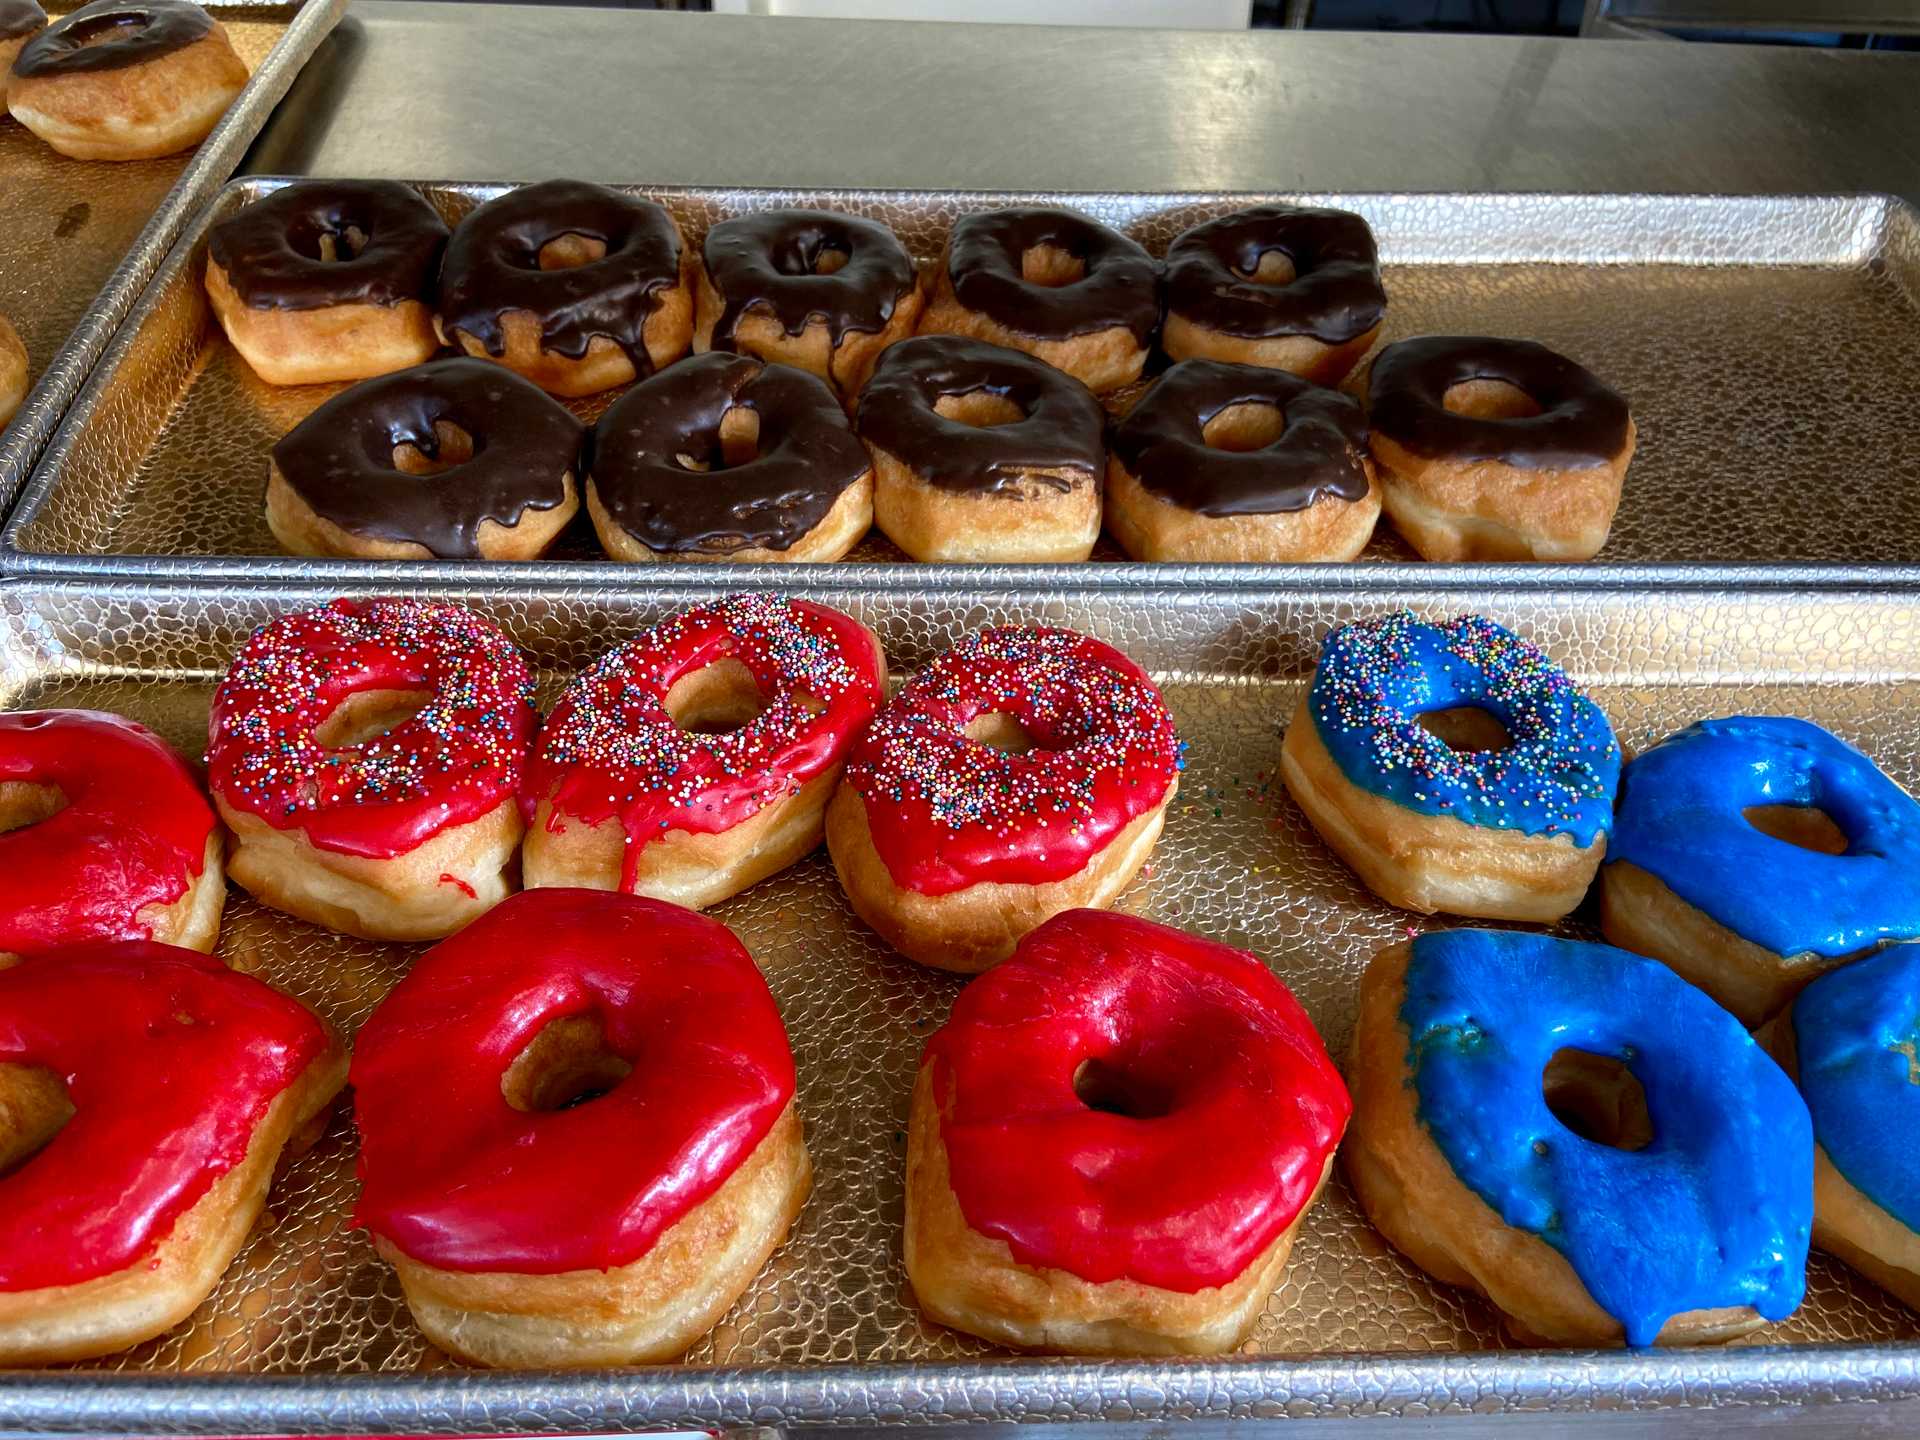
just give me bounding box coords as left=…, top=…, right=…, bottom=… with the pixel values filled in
left=1417, top=705, right=1513, bottom=754
left=315, top=226, right=369, bottom=264
left=1021, top=244, right=1088, bottom=289
left=964, top=712, right=1038, bottom=756
left=1542, top=1048, right=1653, bottom=1153
left=536, top=233, right=608, bottom=272
left=810, top=247, right=851, bottom=276
left=0, top=781, right=67, bottom=835
left=67, top=12, right=149, bottom=47
left=392, top=420, right=477, bottom=478
left=934, top=389, right=1027, bottom=429
left=1073, top=1057, right=1175, bottom=1120
left=675, top=406, right=762, bottom=473
left=502, top=1014, right=633, bottom=1114
left=1202, top=401, right=1288, bottom=453
left=314, top=688, right=433, bottom=750
left=1236, top=248, right=1298, bottom=285
left=664, top=658, right=768, bottom=736
left=0, top=1064, right=74, bottom=1181
left=1743, top=803, right=1850, bottom=856
left=1443, top=379, right=1544, bottom=422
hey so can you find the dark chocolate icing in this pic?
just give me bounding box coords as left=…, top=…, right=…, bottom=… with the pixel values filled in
left=854, top=335, right=1103, bottom=496
left=589, top=353, right=871, bottom=554
left=1165, top=204, right=1386, bottom=344
left=0, top=0, right=46, bottom=43
left=1109, top=359, right=1371, bottom=517
left=270, top=357, right=583, bottom=560
left=12, top=0, right=208, bottom=77
left=1366, top=335, right=1632, bottom=469
left=208, top=181, right=449, bottom=313
left=437, top=181, right=683, bottom=371
left=702, top=209, right=916, bottom=347
left=945, top=207, right=1159, bottom=345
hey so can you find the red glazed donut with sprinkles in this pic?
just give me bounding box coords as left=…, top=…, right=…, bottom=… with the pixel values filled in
left=825, top=625, right=1182, bottom=972
left=207, top=597, right=537, bottom=941
left=521, top=593, right=886, bottom=909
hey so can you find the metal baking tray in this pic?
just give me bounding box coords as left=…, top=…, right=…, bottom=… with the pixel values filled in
left=0, top=574, right=1916, bottom=1433
left=0, top=0, right=347, bottom=516
left=6, top=184, right=1919, bottom=588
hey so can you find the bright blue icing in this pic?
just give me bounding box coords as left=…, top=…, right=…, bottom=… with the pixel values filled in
left=1609, top=716, right=1920, bottom=960
left=1793, top=945, right=1920, bottom=1233
left=1402, top=929, right=1812, bottom=1345
left=1308, top=612, right=1619, bottom=847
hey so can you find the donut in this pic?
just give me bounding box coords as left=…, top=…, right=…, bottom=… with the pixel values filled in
left=919, top=207, right=1159, bottom=395
left=0, top=710, right=223, bottom=959
left=206, top=597, right=536, bottom=941
left=436, top=180, right=694, bottom=397
left=267, top=358, right=584, bottom=562
left=6, top=0, right=246, bottom=161
left=1356, top=335, right=1635, bottom=562
left=521, top=593, right=886, bottom=908
left=1105, top=358, right=1380, bottom=563
left=1600, top=716, right=1920, bottom=1026
left=586, top=353, right=873, bottom=563
left=826, top=625, right=1181, bottom=972
left=0, top=942, right=345, bottom=1364
left=0, top=0, right=46, bottom=100
left=1347, top=929, right=1811, bottom=1347
left=907, top=908, right=1348, bottom=1354
left=695, top=208, right=924, bottom=402
left=1162, top=204, right=1386, bottom=384
left=205, top=180, right=450, bottom=386
left=0, top=312, right=26, bottom=431
left=1280, top=612, right=1619, bottom=922
left=353, top=888, right=808, bottom=1367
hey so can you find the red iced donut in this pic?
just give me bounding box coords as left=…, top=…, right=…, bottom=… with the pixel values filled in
left=521, top=592, right=887, bottom=910
left=207, top=597, right=536, bottom=941
left=0, top=709, right=224, bottom=958
left=0, top=942, right=346, bottom=1364
left=352, top=888, right=810, bottom=1367
left=825, top=625, right=1182, bottom=971
left=905, top=909, right=1350, bottom=1353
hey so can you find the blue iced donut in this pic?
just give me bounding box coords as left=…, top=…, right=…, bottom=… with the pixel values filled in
left=1347, top=928, right=1812, bottom=1347
left=1280, top=611, right=1619, bottom=921
left=1602, top=716, right=1920, bottom=1024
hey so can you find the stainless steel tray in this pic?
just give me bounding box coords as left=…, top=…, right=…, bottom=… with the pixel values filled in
left=6, top=184, right=1919, bottom=587
left=0, top=0, right=346, bottom=520
left=0, top=574, right=1916, bottom=1432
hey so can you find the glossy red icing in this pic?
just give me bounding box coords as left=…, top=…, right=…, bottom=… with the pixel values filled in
left=207, top=598, right=536, bottom=859
left=842, top=626, right=1180, bottom=896
left=0, top=710, right=216, bottom=955
left=351, top=887, right=796, bottom=1273
left=520, top=593, right=884, bottom=892
left=924, top=909, right=1350, bottom=1292
left=0, top=943, right=334, bottom=1292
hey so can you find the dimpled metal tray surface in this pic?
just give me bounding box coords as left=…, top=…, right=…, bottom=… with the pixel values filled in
left=0, top=576, right=1917, bottom=1434
left=5, top=183, right=1920, bottom=586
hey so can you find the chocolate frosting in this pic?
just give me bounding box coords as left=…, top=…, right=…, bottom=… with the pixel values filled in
left=13, top=0, right=208, bottom=76
left=0, top=0, right=46, bottom=42
left=1110, top=359, right=1371, bottom=517
left=946, top=207, right=1159, bottom=345
left=208, top=180, right=449, bottom=313
left=703, top=209, right=916, bottom=346
left=589, top=353, right=871, bottom=554
left=1165, top=204, right=1386, bottom=344
left=270, top=358, right=583, bottom=560
left=854, top=335, right=1103, bottom=495
left=1367, top=335, right=1632, bottom=469
left=437, top=181, right=683, bottom=371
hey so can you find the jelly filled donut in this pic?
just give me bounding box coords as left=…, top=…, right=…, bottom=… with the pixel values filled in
left=1601, top=716, right=1920, bottom=1026
left=522, top=593, right=886, bottom=908
left=268, top=358, right=584, bottom=562
left=0, top=943, right=345, bottom=1364
left=207, top=597, right=537, bottom=941
left=586, top=353, right=873, bottom=563
left=695, top=208, right=924, bottom=402
left=0, top=0, right=46, bottom=100
left=1357, top=335, right=1635, bottom=562
left=1280, top=612, right=1619, bottom=922
left=854, top=335, right=1104, bottom=563
left=907, top=909, right=1349, bottom=1354
left=1162, top=204, right=1386, bottom=385
left=0, top=313, right=26, bottom=431
left=920, top=207, right=1159, bottom=395
left=0, top=710, right=224, bottom=959
left=1106, top=359, right=1380, bottom=563
left=437, top=180, right=694, bottom=397
left=206, top=180, right=450, bottom=386
left=827, top=625, right=1181, bottom=972
left=1348, top=929, right=1811, bottom=1347
left=7, top=0, right=247, bottom=161
left=353, top=888, right=809, bottom=1368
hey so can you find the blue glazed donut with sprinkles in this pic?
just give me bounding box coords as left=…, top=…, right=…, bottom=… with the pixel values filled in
left=1279, top=611, right=1620, bottom=922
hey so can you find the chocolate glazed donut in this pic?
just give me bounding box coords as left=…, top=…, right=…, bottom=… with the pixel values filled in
left=0, top=0, right=48, bottom=100
left=11, top=0, right=206, bottom=75
left=587, top=352, right=875, bottom=564
left=437, top=180, right=695, bottom=398
left=267, top=358, right=585, bottom=562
